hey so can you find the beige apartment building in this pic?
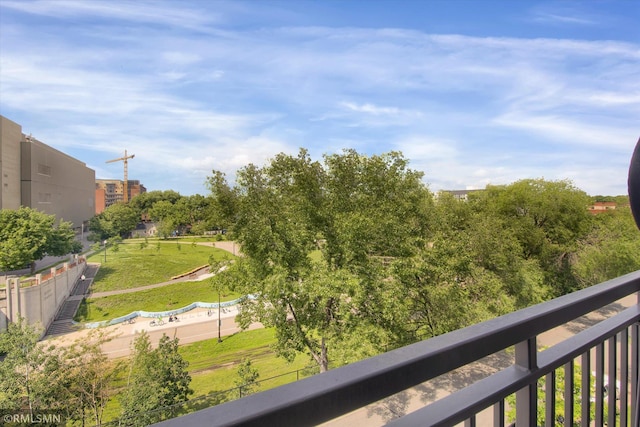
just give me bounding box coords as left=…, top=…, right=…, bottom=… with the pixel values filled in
left=95, top=179, right=146, bottom=214
left=0, top=115, right=95, bottom=229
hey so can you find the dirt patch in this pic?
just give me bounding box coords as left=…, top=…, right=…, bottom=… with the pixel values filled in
left=190, top=347, right=274, bottom=374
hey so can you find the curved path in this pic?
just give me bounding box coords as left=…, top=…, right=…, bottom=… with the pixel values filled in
left=88, top=240, right=238, bottom=298
left=44, top=241, right=238, bottom=336
left=48, top=304, right=263, bottom=359
left=88, top=265, right=212, bottom=298
left=45, top=239, right=256, bottom=350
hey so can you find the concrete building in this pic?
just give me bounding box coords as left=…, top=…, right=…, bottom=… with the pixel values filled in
left=95, top=179, right=146, bottom=214
left=440, top=189, right=484, bottom=201
left=0, top=115, right=95, bottom=229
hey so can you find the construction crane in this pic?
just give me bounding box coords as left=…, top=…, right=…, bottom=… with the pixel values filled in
left=106, top=150, right=135, bottom=203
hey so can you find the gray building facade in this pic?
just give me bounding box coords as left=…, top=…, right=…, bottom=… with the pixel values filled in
left=0, top=115, right=95, bottom=229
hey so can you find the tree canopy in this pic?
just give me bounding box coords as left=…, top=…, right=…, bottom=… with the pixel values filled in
left=0, top=206, right=81, bottom=273
left=119, top=332, right=192, bottom=426
left=88, top=202, right=140, bottom=241
left=207, top=148, right=640, bottom=372
left=212, top=149, right=434, bottom=371
left=0, top=319, right=121, bottom=425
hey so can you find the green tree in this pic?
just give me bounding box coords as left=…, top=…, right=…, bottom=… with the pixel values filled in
left=392, top=230, right=516, bottom=340
left=205, top=170, right=239, bottom=230
left=0, top=207, right=80, bottom=273
left=573, top=207, right=640, bottom=287
left=209, top=152, right=615, bottom=374
left=235, top=358, right=260, bottom=397
left=216, top=149, right=433, bottom=372
left=178, top=194, right=214, bottom=235
left=129, top=190, right=182, bottom=215
left=89, top=202, right=140, bottom=241
left=322, top=150, right=432, bottom=272
left=233, top=258, right=366, bottom=372
left=484, top=179, right=592, bottom=253
left=0, top=318, right=68, bottom=417
left=148, top=200, right=174, bottom=223
left=59, top=330, right=122, bottom=426
left=148, top=199, right=193, bottom=238
left=478, top=179, right=593, bottom=297
left=120, top=332, right=192, bottom=426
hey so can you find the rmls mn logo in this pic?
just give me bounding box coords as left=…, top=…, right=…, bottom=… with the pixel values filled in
left=3, top=413, right=63, bottom=424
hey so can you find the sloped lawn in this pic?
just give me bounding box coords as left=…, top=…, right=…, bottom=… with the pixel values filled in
left=87, top=241, right=234, bottom=292
left=74, top=280, right=240, bottom=322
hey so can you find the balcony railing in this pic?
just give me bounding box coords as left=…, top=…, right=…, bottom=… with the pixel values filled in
left=153, top=270, right=640, bottom=427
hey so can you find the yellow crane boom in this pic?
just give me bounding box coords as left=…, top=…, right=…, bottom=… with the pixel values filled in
left=106, top=149, right=135, bottom=203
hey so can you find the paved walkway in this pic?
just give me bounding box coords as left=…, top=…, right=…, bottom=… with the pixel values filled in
left=44, top=241, right=236, bottom=337
left=82, top=265, right=212, bottom=299
left=47, top=303, right=263, bottom=359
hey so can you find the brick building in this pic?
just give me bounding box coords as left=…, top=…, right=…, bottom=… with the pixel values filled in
left=95, top=179, right=146, bottom=214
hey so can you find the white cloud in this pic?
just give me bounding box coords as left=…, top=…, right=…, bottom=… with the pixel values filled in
left=493, top=113, right=635, bottom=150
left=1, top=2, right=638, bottom=195
left=341, top=102, right=400, bottom=116
left=533, top=13, right=596, bottom=26
left=162, top=52, right=202, bottom=66
left=0, top=0, right=219, bottom=30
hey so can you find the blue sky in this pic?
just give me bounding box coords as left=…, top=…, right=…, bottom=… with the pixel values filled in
left=1, top=0, right=638, bottom=196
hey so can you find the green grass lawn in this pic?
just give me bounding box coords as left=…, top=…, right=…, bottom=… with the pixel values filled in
left=86, top=241, right=234, bottom=292
left=76, top=237, right=319, bottom=423
left=74, top=281, right=240, bottom=322
left=101, top=328, right=314, bottom=423
left=182, top=328, right=312, bottom=395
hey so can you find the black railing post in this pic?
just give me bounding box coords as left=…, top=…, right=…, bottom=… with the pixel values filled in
left=620, top=330, right=629, bottom=426
left=563, top=361, right=573, bottom=426
left=545, top=370, right=555, bottom=425
left=607, top=336, right=617, bottom=426
left=515, top=337, right=538, bottom=426
left=595, top=343, right=605, bottom=425
left=493, top=400, right=505, bottom=427
left=633, top=323, right=640, bottom=427
left=581, top=352, right=591, bottom=425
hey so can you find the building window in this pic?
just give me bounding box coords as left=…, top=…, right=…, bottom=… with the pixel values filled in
left=38, top=164, right=52, bottom=176
left=38, top=192, right=52, bottom=204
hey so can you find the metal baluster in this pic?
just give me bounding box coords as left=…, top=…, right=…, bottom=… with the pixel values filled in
left=595, top=343, right=605, bottom=426
left=564, top=361, right=574, bottom=426
left=582, top=351, right=591, bottom=426
left=546, top=371, right=555, bottom=427
left=632, top=323, right=639, bottom=427
left=493, top=400, right=505, bottom=427
left=516, top=337, right=538, bottom=426
left=608, top=335, right=618, bottom=426
left=620, top=330, right=629, bottom=426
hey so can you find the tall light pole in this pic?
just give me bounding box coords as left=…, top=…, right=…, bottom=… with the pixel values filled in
left=103, top=240, right=107, bottom=263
